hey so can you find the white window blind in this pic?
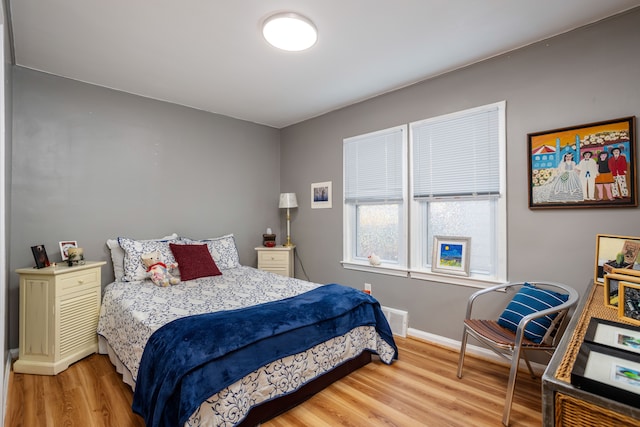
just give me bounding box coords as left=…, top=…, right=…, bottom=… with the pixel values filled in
left=344, top=126, right=404, bottom=203
left=412, top=106, right=500, bottom=198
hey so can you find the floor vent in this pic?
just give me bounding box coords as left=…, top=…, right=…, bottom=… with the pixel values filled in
left=381, top=306, right=408, bottom=337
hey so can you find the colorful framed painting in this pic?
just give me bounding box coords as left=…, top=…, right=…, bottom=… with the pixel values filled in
left=431, top=236, right=470, bottom=276
left=594, top=234, right=640, bottom=284
left=528, top=116, right=636, bottom=209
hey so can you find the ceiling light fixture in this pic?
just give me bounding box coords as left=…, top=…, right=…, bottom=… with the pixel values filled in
left=262, top=12, right=317, bottom=52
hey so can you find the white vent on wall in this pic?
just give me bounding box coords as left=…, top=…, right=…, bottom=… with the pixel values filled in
left=381, top=306, right=408, bottom=337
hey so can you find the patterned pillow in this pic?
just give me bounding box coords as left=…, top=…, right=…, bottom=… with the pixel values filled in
left=118, top=237, right=180, bottom=281
left=106, top=233, right=178, bottom=281
left=170, top=243, right=222, bottom=281
left=182, top=234, right=240, bottom=270
left=497, top=283, right=569, bottom=343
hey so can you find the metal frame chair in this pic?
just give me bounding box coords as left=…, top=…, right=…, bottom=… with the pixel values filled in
left=456, top=281, right=579, bottom=426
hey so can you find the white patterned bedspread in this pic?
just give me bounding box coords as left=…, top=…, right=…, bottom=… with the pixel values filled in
left=97, top=266, right=395, bottom=426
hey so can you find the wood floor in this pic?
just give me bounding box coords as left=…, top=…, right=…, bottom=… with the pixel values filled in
left=6, top=337, right=542, bottom=427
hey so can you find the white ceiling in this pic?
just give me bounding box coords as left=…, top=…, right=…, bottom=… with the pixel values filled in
left=9, top=1, right=640, bottom=128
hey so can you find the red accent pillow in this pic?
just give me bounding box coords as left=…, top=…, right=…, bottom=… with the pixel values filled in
left=169, top=243, right=222, bottom=281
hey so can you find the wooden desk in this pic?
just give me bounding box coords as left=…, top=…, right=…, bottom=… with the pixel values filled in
left=542, top=280, right=640, bottom=426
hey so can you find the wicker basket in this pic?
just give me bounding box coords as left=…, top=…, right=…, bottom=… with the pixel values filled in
left=555, top=393, right=639, bottom=426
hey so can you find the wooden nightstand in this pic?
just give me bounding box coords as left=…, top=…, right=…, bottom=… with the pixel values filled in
left=255, top=245, right=295, bottom=277
left=14, top=261, right=106, bottom=375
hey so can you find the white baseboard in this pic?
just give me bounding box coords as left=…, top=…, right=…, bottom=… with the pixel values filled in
left=407, top=327, right=547, bottom=373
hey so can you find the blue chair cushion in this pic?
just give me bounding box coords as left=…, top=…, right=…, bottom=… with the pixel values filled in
left=497, top=283, right=569, bottom=343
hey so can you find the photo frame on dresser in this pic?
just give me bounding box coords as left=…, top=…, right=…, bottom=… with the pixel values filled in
left=30, top=245, right=50, bottom=269
left=58, top=240, right=78, bottom=261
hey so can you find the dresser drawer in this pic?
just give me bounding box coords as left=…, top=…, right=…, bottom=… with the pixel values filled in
left=258, top=251, right=289, bottom=266
left=59, top=268, right=100, bottom=295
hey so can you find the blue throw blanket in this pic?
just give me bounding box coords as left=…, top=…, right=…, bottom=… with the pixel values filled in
left=132, top=283, right=398, bottom=427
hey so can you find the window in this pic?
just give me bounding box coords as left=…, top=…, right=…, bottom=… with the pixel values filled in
left=343, top=125, right=408, bottom=274
left=343, top=102, right=506, bottom=285
left=410, top=101, right=506, bottom=282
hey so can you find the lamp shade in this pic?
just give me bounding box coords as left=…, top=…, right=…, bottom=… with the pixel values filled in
left=279, top=193, right=298, bottom=208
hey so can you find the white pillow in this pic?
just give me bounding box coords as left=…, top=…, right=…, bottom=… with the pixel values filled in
left=118, top=237, right=181, bottom=282
left=106, top=233, right=178, bottom=281
left=182, top=234, right=241, bottom=270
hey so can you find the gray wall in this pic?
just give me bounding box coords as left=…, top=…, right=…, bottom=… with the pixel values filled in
left=10, top=68, right=281, bottom=348
left=280, top=9, right=640, bottom=340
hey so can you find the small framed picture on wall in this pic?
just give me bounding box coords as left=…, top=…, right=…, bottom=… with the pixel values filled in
left=311, top=181, right=332, bottom=209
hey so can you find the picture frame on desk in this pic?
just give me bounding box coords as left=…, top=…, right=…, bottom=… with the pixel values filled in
left=584, top=317, right=640, bottom=356
left=571, top=341, right=640, bottom=409
left=619, top=281, right=640, bottom=326
left=594, top=234, right=640, bottom=284
left=603, top=273, right=640, bottom=308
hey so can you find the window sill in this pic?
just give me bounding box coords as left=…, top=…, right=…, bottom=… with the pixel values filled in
left=409, top=269, right=503, bottom=289
left=341, top=260, right=503, bottom=289
left=340, top=261, right=409, bottom=278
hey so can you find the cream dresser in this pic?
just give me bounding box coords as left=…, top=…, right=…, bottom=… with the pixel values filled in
left=14, top=261, right=106, bottom=375
left=255, top=245, right=295, bottom=277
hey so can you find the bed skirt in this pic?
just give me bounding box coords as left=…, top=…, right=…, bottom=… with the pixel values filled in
left=99, top=326, right=391, bottom=426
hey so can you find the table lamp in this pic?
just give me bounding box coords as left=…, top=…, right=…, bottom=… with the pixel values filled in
left=279, top=193, right=298, bottom=247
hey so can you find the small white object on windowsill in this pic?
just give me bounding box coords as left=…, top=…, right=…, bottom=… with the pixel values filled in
left=368, top=253, right=381, bottom=266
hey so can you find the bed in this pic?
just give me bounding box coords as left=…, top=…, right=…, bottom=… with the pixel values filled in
left=97, top=233, right=398, bottom=427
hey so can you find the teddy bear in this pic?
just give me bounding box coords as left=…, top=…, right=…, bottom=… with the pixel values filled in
left=141, top=251, right=180, bottom=287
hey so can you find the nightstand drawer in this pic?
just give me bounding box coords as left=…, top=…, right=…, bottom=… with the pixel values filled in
left=59, top=269, right=99, bottom=295
left=255, top=246, right=295, bottom=278
left=258, top=251, right=289, bottom=265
